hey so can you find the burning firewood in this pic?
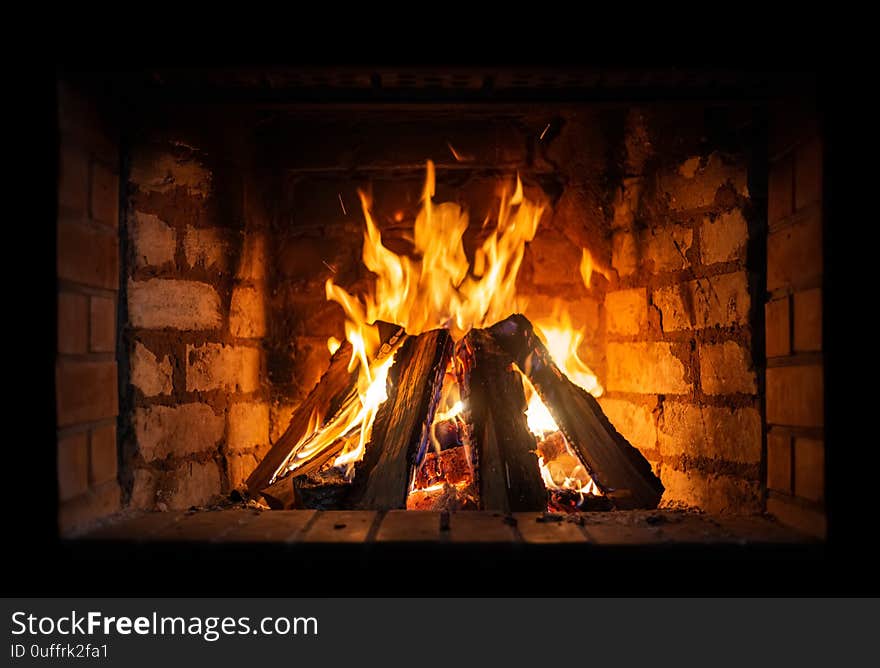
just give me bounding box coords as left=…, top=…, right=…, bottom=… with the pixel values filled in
left=244, top=323, right=405, bottom=497
left=347, top=328, right=454, bottom=510
left=406, top=482, right=478, bottom=512
left=412, top=445, right=472, bottom=489
left=458, top=328, right=548, bottom=513
left=548, top=489, right=612, bottom=513
left=489, top=314, right=664, bottom=509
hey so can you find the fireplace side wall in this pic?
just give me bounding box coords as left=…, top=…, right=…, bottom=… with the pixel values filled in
left=120, top=134, right=271, bottom=510
left=56, top=78, right=123, bottom=533
left=764, top=96, right=826, bottom=537
left=597, top=109, right=764, bottom=513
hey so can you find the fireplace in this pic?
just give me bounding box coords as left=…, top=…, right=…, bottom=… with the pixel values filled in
left=55, top=67, right=827, bottom=548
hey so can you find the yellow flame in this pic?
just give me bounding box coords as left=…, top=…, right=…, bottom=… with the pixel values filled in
left=531, top=301, right=603, bottom=398
left=326, top=160, right=543, bottom=343
left=326, top=336, right=341, bottom=355
left=579, top=248, right=610, bottom=288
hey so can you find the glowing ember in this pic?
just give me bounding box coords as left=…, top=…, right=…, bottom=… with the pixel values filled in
left=519, top=370, right=604, bottom=505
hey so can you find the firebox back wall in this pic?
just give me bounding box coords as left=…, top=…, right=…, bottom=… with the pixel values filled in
left=119, top=105, right=763, bottom=514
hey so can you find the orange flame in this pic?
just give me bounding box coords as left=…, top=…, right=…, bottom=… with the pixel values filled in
left=530, top=301, right=603, bottom=398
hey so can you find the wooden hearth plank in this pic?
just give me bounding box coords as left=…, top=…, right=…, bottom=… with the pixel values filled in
left=151, top=510, right=254, bottom=542
left=513, top=513, right=590, bottom=544
left=79, top=511, right=185, bottom=541
left=222, top=510, right=317, bottom=543
left=301, top=510, right=378, bottom=543
left=489, top=314, right=664, bottom=510
left=446, top=511, right=518, bottom=543
left=347, top=329, right=453, bottom=510
left=374, top=510, right=442, bottom=542
left=460, top=328, right=548, bottom=513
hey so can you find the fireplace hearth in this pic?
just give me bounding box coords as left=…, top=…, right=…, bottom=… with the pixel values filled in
left=55, top=66, right=827, bottom=547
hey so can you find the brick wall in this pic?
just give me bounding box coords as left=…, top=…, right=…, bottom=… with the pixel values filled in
left=597, top=109, right=763, bottom=514
left=122, top=138, right=271, bottom=510
left=113, top=105, right=774, bottom=517
left=764, top=98, right=826, bottom=537
left=56, top=79, right=122, bottom=533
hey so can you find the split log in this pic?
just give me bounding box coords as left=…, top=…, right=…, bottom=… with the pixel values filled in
left=459, top=328, right=548, bottom=513
left=260, top=476, right=296, bottom=510
left=489, top=314, right=664, bottom=510
left=347, top=329, right=453, bottom=510
left=244, top=323, right=405, bottom=496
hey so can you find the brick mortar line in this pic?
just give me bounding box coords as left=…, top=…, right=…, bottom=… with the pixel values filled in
left=767, top=425, right=824, bottom=439
left=601, top=392, right=759, bottom=409
left=769, top=131, right=819, bottom=164
left=58, top=212, right=120, bottom=237
left=129, top=326, right=260, bottom=340
left=57, top=417, right=117, bottom=438
left=132, top=390, right=268, bottom=409
left=766, top=421, right=824, bottom=432
left=767, top=490, right=825, bottom=513
left=660, top=455, right=761, bottom=481
left=57, top=351, right=117, bottom=363
left=613, top=262, right=748, bottom=292
left=605, top=328, right=752, bottom=344
left=58, top=277, right=121, bottom=295
left=767, top=279, right=823, bottom=300
left=767, top=201, right=822, bottom=234
left=58, top=281, right=120, bottom=299
left=127, top=272, right=232, bottom=285
left=59, top=479, right=120, bottom=509
left=57, top=129, right=117, bottom=161
left=766, top=353, right=823, bottom=368
left=129, top=451, right=225, bottom=473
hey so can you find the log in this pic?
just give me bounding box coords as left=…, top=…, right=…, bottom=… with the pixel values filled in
left=260, top=476, right=296, bottom=510
left=413, top=445, right=472, bottom=489
left=459, top=328, right=548, bottom=513
left=347, top=329, right=453, bottom=510
left=489, top=314, right=664, bottom=509
left=244, top=323, right=405, bottom=496
left=291, top=468, right=350, bottom=510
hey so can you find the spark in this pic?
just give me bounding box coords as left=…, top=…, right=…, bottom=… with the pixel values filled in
left=338, top=193, right=347, bottom=215
left=539, top=123, right=551, bottom=141
left=446, top=141, right=472, bottom=162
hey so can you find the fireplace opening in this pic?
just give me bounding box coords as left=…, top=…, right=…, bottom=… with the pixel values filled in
left=55, top=67, right=827, bottom=546
left=249, top=162, right=659, bottom=515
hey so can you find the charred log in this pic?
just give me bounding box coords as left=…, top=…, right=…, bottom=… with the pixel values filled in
left=459, top=328, right=548, bottom=513
left=292, top=468, right=350, bottom=510
left=347, top=329, right=454, bottom=510
left=489, top=314, right=664, bottom=510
